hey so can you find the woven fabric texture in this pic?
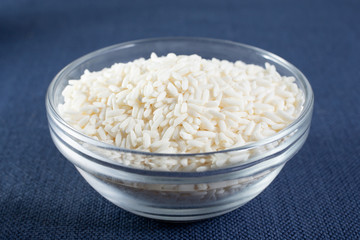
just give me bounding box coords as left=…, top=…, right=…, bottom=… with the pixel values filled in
left=1, top=0, right=359, bottom=239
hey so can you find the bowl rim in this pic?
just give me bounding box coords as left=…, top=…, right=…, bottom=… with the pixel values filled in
left=46, top=37, right=314, bottom=159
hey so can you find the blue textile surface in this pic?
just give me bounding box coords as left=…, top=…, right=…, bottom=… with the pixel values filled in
left=1, top=0, right=359, bottom=239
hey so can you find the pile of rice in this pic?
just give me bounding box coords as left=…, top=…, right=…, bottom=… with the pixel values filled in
left=59, top=53, right=304, bottom=156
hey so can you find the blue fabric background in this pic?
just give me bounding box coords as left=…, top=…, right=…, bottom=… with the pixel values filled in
left=1, top=0, right=359, bottom=239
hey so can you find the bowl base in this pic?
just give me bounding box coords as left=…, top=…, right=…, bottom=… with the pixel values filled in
left=77, top=166, right=282, bottom=221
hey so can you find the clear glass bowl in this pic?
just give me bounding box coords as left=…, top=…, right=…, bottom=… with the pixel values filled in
left=46, top=37, right=314, bottom=221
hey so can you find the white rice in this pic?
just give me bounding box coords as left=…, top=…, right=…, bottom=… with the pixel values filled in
left=59, top=53, right=304, bottom=170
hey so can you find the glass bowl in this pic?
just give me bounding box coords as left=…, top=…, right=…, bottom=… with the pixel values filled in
left=46, top=37, right=314, bottom=221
